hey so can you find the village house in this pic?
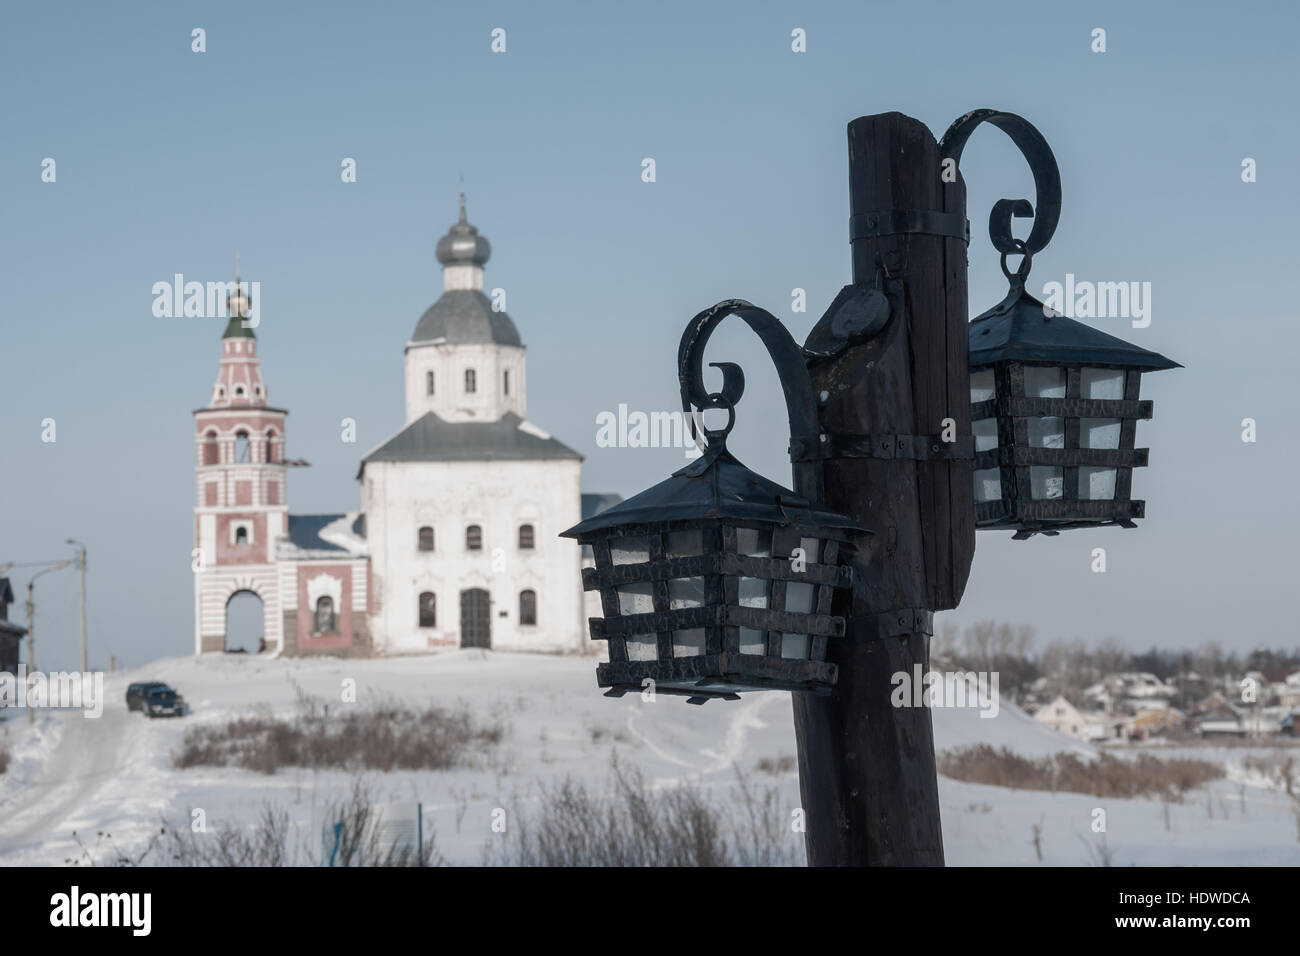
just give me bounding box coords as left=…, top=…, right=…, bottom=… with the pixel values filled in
left=0, top=578, right=26, bottom=675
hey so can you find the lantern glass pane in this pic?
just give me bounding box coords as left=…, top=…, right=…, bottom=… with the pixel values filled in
left=669, top=577, right=704, bottom=609
left=1082, top=368, right=1125, bottom=400
left=617, top=582, right=655, bottom=615
left=611, top=536, right=651, bottom=565
left=666, top=530, right=703, bottom=557
left=970, top=369, right=996, bottom=403
left=781, top=634, right=809, bottom=659
left=1024, top=366, right=1065, bottom=398
left=735, top=528, right=771, bottom=557
left=1031, top=466, right=1063, bottom=499
left=974, top=468, right=1001, bottom=503
left=799, top=537, right=820, bottom=564
left=739, top=629, right=765, bottom=655
left=672, top=629, right=706, bottom=657
left=1081, top=418, right=1122, bottom=449
left=1028, top=416, right=1065, bottom=449
left=973, top=417, right=998, bottom=452
left=786, top=582, right=815, bottom=614
left=625, top=634, right=657, bottom=661
left=1080, top=467, right=1117, bottom=500
left=739, top=577, right=768, bottom=609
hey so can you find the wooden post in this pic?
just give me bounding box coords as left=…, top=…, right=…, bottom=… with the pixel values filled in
left=791, top=112, right=975, bottom=866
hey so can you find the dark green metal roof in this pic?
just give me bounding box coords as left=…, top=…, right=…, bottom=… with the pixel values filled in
left=969, top=285, right=1180, bottom=371
left=222, top=314, right=255, bottom=339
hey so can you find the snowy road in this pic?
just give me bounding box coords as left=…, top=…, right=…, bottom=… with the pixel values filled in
left=0, top=708, right=133, bottom=858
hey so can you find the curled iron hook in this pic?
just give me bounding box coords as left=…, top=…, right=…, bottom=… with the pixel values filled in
left=939, top=109, right=1062, bottom=258
left=677, top=299, right=823, bottom=503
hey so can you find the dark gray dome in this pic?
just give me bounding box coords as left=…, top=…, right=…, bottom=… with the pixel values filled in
left=411, top=290, right=521, bottom=346
left=436, top=195, right=491, bottom=267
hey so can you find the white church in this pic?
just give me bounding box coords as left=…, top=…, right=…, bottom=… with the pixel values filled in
left=192, top=198, right=614, bottom=657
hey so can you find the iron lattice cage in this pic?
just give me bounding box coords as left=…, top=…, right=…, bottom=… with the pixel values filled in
left=968, top=284, right=1180, bottom=538
left=562, top=442, right=866, bottom=703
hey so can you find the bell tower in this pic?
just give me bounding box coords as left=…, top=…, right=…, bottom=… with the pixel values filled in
left=193, top=273, right=288, bottom=654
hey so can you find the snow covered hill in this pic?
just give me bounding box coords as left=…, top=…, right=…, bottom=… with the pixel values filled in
left=1, top=652, right=1296, bottom=866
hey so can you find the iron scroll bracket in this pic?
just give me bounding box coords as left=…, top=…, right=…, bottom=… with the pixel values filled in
left=938, top=109, right=1062, bottom=258
left=678, top=299, right=824, bottom=504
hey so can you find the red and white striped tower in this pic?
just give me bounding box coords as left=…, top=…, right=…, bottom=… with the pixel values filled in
left=192, top=276, right=288, bottom=653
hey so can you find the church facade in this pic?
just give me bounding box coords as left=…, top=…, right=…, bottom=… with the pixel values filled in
left=193, top=200, right=608, bottom=657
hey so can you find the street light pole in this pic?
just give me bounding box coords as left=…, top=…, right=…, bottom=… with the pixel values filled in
left=66, top=539, right=87, bottom=672
left=25, top=560, right=71, bottom=724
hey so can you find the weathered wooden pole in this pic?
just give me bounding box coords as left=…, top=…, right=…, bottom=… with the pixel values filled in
left=791, top=112, right=975, bottom=866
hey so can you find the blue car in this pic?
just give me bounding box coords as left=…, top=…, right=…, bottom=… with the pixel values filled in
left=144, top=686, right=184, bottom=718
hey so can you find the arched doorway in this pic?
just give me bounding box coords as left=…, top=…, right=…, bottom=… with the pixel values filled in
left=460, top=588, right=491, bottom=649
left=225, top=589, right=265, bottom=653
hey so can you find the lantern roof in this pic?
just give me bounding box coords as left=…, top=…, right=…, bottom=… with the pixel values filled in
left=561, top=440, right=869, bottom=538
left=969, top=284, right=1180, bottom=371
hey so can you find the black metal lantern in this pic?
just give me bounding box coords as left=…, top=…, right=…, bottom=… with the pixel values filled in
left=967, top=256, right=1180, bottom=537
left=937, top=110, right=1182, bottom=539
left=561, top=401, right=867, bottom=703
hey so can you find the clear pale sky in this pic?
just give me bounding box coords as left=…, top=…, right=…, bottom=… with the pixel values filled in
left=1, top=0, right=1296, bottom=669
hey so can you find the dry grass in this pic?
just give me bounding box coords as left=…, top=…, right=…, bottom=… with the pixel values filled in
left=72, top=778, right=443, bottom=867
left=174, top=698, right=502, bottom=774
left=1242, top=751, right=1297, bottom=796
left=938, top=744, right=1222, bottom=800
left=756, top=754, right=796, bottom=775
left=485, top=756, right=801, bottom=866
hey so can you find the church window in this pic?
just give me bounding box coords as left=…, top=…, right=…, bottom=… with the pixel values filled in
left=265, top=430, right=277, bottom=463
left=418, top=526, right=435, bottom=551
left=518, top=524, right=535, bottom=550
left=235, top=431, right=250, bottom=462
left=503, top=370, right=510, bottom=395
left=419, top=591, right=437, bottom=627
left=314, top=596, right=336, bottom=634
left=234, top=385, right=246, bottom=398
left=466, top=525, right=482, bottom=550
left=465, top=369, right=477, bottom=393
left=519, top=589, right=537, bottom=626
left=235, top=526, right=249, bottom=545
left=426, top=370, right=435, bottom=395
left=202, top=430, right=219, bottom=465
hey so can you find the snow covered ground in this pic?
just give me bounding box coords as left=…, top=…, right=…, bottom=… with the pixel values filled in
left=1, top=651, right=1296, bottom=866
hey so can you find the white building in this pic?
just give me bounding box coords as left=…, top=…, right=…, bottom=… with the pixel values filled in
left=1033, top=695, right=1110, bottom=741
left=194, top=198, right=615, bottom=656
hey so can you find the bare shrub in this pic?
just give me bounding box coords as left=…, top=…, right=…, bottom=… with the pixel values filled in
left=1243, top=751, right=1296, bottom=796
left=131, top=779, right=442, bottom=867
left=174, top=701, right=502, bottom=774
left=486, top=756, right=800, bottom=867
left=756, top=754, right=796, bottom=775
left=938, top=744, right=1222, bottom=799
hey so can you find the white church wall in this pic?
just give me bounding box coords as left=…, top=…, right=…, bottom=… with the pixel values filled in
left=364, top=456, right=583, bottom=655
left=403, top=341, right=526, bottom=424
